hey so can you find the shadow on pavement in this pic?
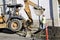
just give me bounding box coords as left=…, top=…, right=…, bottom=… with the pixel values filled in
left=0, top=28, right=16, bottom=34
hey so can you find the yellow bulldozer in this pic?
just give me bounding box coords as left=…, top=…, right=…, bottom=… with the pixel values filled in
left=0, top=0, right=24, bottom=32
left=0, top=0, right=45, bottom=37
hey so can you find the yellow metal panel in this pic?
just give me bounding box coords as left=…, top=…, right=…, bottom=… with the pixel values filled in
left=29, top=1, right=37, bottom=7
left=0, top=23, right=7, bottom=28
left=0, top=16, right=4, bottom=22
left=24, top=0, right=32, bottom=19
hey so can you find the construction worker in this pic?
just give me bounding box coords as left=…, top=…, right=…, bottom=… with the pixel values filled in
left=41, top=15, right=46, bottom=29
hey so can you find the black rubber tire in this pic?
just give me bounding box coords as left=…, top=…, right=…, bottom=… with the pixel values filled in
left=8, top=19, right=22, bottom=32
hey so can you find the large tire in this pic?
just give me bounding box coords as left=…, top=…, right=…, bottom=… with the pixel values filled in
left=8, top=19, right=22, bottom=32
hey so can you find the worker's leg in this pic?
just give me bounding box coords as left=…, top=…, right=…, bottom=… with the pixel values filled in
left=40, top=23, right=43, bottom=29
left=42, top=24, right=46, bottom=29
left=40, top=23, right=45, bottom=30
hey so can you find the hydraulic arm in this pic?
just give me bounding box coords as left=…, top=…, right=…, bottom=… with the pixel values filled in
left=24, top=0, right=38, bottom=26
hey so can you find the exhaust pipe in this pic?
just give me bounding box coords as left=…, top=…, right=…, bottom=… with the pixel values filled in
left=3, top=0, right=6, bottom=14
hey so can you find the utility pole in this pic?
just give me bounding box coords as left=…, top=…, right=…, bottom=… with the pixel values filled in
left=49, top=0, right=55, bottom=40
left=38, top=0, right=41, bottom=29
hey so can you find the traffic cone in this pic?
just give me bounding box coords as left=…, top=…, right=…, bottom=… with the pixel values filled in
left=46, top=24, right=48, bottom=40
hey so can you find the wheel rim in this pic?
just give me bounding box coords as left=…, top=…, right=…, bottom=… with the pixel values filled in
left=11, top=22, right=18, bottom=30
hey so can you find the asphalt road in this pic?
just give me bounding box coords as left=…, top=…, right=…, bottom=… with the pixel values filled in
left=0, top=28, right=40, bottom=40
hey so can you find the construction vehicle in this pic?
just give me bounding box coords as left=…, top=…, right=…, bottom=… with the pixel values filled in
left=0, top=0, right=24, bottom=32
left=0, top=0, right=45, bottom=37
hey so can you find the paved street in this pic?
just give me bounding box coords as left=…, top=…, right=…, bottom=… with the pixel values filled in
left=0, top=33, right=34, bottom=40
left=0, top=28, right=40, bottom=40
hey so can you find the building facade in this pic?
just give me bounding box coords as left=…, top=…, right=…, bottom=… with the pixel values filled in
left=49, top=0, right=60, bottom=27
